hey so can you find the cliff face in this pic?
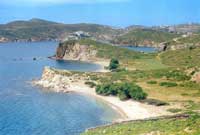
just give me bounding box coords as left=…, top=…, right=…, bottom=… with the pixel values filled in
left=56, top=40, right=97, bottom=61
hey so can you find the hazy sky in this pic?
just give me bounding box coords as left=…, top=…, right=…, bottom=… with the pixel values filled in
left=0, top=0, right=199, bottom=27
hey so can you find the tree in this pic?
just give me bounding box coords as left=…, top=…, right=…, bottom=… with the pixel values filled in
left=95, top=82, right=147, bottom=101
left=109, top=58, right=119, bottom=70
left=128, top=84, right=147, bottom=100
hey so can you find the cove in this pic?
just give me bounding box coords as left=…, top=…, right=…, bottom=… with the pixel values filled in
left=0, top=42, right=120, bottom=135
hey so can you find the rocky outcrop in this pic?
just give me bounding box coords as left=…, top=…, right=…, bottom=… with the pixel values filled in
left=33, top=67, right=90, bottom=92
left=33, top=67, right=71, bottom=92
left=56, top=40, right=97, bottom=61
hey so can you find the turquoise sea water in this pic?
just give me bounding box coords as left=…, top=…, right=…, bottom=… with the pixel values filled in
left=0, top=42, right=120, bottom=135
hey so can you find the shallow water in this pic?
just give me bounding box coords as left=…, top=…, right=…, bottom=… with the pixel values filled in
left=0, top=42, right=120, bottom=135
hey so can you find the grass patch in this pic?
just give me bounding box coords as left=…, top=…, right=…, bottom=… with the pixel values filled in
left=146, top=80, right=157, bottom=84
left=82, top=114, right=200, bottom=135
left=179, top=81, right=200, bottom=90
left=159, top=82, right=178, bottom=87
left=167, top=108, right=182, bottom=113
left=141, top=99, right=169, bottom=106
left=161, top=47, right=200, bottom=68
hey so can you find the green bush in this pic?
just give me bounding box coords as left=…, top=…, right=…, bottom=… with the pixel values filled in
left=147, top=80, right=157, bottom=84
left=167, top=108, right=182, bottom=113
left=159, top=82, right=178, bottom=87
left=95, top=82, right=147, bottom=101
left=142, top=99, right=169, bottom=106
left=128, top=84, right=147, bottom=100
left=179, top=81, right=200, bottom=90
left=118, top=90, right=129, bottom=100
left=152, top=69, right=190, bottom=81
left=96, top=84, right=112, bottom=96
left=109, top=58, right=119, bottom=70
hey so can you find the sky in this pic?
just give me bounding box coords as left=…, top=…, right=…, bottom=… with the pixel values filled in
left=0, top=0, right=199, bottom=27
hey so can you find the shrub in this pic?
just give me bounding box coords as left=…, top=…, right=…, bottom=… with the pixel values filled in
left=142, top=99, right=169, bottom=106
left=152, top=70, right=190, bottom=81
left=109, top=58, right=119, bottom=70
left=147, top=80, right=157, bottom=84
left=128, top=84, right=147, bottom=100
left=96, top=84, right=112, bottom=96
left=179, top=81, right=200, bottom=90
left=159, top=82, right=178, bottom=87
left=118, top=90, right=129, bottom=100
left=189, top=46, right=196, bottom=50
left=165, top=70, right=190, bottom=81
left=95, top=82, right=147, bottom=101
left=167, top=108, right=182, bottom=113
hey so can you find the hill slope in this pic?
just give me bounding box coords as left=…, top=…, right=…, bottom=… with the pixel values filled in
left=0, top=18, right=121, bottom=42
left=112, top=28, right=180, bottom=46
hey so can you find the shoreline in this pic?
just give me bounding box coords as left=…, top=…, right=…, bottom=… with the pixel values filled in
left=32, top=67, right=173, bottom=121
left=49, top=56, right=110, bottom=73
left=72, top=91, right=128, bottom=120
left=67, top=85, right=172, bottom=121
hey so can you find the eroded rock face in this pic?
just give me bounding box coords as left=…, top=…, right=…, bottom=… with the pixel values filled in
left=56, top=41, right=97, bottom=61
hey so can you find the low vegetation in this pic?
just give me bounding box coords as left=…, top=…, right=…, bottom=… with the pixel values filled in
left=159, top=82, right=178, bottom=87
left=96, top=82, right=147, bottom=101
left=161, top=47, right=200, bottom=68
left=167, top=108, right=182, bottom=113
left=82, top=114, right=200, bottom=135
left=146, top=80, right=157, bottom=84
left=141, top=99, right=168, bottom=106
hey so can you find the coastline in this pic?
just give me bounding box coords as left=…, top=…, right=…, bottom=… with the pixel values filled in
left=49, top=56, right=110, bottom=73
left=65, top=85, right=172, bottom=121
left=32, top=67, right=172, bottom=121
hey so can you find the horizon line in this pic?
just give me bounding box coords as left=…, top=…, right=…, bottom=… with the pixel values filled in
left=1, top=18, right=200, bottom=28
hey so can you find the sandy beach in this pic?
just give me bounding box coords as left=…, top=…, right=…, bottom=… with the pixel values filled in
left=33, top=67, right=172, bottom=121
left=60, top=82, right=172, bottom=121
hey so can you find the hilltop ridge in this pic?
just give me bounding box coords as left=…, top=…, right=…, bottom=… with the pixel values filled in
left=1, top=19, right=200, bottom=50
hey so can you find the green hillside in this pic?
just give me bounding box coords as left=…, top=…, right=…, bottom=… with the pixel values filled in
left=113, top=28, right=180, bottom=45
left=161, top=47, right=200, bottom=68
left=0, top=18, right=121, bottom=41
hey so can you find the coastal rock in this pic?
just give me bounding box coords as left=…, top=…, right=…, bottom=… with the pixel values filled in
left=56, top=40, right=97, bottom=61
left=33, top=66, right=89, bottom=92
